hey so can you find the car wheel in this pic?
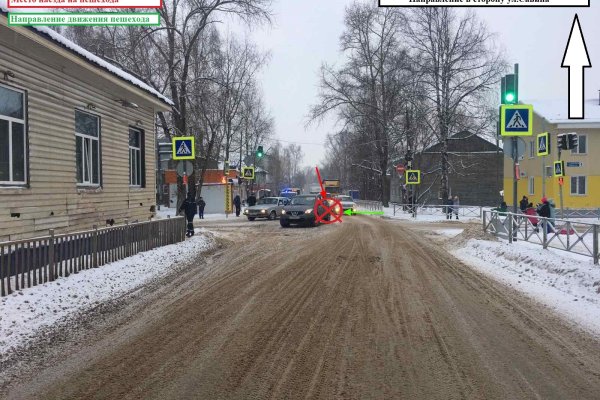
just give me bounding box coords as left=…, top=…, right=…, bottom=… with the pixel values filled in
left=280, top=219, right=290, bottom=228
left=268, top=211, right=277, bottom=220
left=248, top=217, right=256, bottom=221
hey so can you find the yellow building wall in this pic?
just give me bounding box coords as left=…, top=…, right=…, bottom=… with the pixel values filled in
left=503, top=111, right=600, bottom=209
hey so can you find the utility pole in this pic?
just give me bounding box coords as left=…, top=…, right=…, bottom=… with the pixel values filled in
left=512, top=63, right=520, bottom=215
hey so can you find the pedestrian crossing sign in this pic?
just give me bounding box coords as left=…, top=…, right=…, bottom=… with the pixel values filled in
left=501, top=105, right=533, bottom=137
left=242, top=166, right=255, bottom=180
left=554, top=161, right=565, bottom=177
left=537, top=132, right=550, bottom=157
left=406, top=170, right=421, bottom=185
left=172, top=136, right=195, bottom=160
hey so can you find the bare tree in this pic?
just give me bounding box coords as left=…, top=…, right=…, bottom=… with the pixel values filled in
left=308, top=3, right=411, bottom=206
left=405, top=8, right=506, bottom=201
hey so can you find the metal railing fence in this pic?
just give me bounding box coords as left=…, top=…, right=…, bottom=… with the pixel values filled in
left=356, top=200, right=383, bottom=212
left=483, top=211, right=599, bottom=264
left=0, top=216, right=186, bottom=296
left=392, top=203, right=486, bottom=218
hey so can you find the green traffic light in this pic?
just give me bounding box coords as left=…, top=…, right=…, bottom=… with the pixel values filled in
left=505, top=93, right=515, bottom=103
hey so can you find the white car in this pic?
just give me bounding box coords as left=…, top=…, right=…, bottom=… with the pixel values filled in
left=244, top=197, right=289, bottom=221
left=335, top=195, right=357, bottom=213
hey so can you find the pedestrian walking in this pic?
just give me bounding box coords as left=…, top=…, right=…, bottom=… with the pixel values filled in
left=493, top=201, right=508, bottom=216
left=519, top=196, right=528, bottom=212
left=445, top=195, right=453, bottom=220
left=233, top=194, right=241, bottom=217
left=536, top=197, right=553, bottom=233
left=453, top=195, right=460, bottom=220
left=178, top=193, right=197, bottom=237
left=525, top=202, right=539, bottom=231
left=197, top=196, right=206, bottom=219
left=247, top=192, right=257, bottom=207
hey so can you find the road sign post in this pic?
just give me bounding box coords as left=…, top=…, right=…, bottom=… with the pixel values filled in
left=173, top=136, right=195, bottom=196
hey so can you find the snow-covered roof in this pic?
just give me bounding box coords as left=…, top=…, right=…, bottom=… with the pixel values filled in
left=0, top=3, right=173, bottom=107
left=523, top=99, right=600, bottom=125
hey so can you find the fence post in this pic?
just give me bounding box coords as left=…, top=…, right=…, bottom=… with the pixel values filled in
left=92, top=225, right=99, bottom=268
left=593, top=224, right=599, bottom=265
left=49, top=229, right=55, bottom=281
left=542, top=220, right=548, bottom=249
left=124, top=220, right=130, bottom=257
left=482, top=211, right=487, bottom=232
left=508, top=215, right=513, bottom=244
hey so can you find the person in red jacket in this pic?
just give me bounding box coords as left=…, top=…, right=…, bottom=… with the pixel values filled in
left=525, top=202, right=539, bottom=231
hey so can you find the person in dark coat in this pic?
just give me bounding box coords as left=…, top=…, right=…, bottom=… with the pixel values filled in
left=247, top=193, right=257, bottom=207
left=233, top=194, right=241, bottom=217
left=179, top=193, right=197, bottom=237
left=519, top=196, right=529, bottom=212
left=445, top=196, right=453, bottom=220
left=197, top=196, right=206, bottom=219
left=536, top=197, right=553, bottom=233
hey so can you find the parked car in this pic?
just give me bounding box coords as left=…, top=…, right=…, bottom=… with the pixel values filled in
left=335, top=195, right=357, bottom=213
left=244, top=197, right=289, bottom=221
left=280, top=194, right=340, bottom=227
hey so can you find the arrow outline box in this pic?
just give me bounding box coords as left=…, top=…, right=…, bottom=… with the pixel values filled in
left=501, top=104, right=534, bottom=137
left=172, top=136, right=195, bottom=160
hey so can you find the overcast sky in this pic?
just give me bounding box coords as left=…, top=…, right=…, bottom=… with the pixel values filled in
left=241, top=1, right=600, bottom=166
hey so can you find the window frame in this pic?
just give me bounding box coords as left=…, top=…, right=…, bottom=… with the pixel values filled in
left=571, top=134, right=587, bottom=155
left=570, top=176, right=587, bottom=196
left=0, top=83, right=27, bottom=186
left=75, top=109, right=101, bottom=187
left=529, top=140, right=534, bottom=158
left=528, top=176, right=535, bottom=196
left=128, top=127, right=145, bottom=188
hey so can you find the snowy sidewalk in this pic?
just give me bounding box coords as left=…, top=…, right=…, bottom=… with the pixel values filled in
left=0, top=229, right=214, bottom=357
left=414, top=222, right=600, bottom=337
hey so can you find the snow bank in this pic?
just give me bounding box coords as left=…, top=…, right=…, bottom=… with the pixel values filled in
left=0, top=230, right=213, bottom=355
left=451, top=238, right=600, bottom=336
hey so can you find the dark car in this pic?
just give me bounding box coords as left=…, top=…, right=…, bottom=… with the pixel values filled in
left=280, top=194, right=323, bottom=227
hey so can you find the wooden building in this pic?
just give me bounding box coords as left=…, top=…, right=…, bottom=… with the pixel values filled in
left=391, top=132, right=503, bottom=206
left=0, top=15, right=172, bottom=241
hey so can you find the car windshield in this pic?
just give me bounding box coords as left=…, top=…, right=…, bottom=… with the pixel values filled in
left=337, top=196, right=353, bottom=202
left=257, top=198, right=278, bottom=205
left=290, top=196, right=315, bottom=205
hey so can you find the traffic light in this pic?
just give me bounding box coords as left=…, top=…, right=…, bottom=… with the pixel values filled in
left=567, top=133, right=579, bottom=150
left=501, top=74, right=517, bottom=104
left=256, top=145, right=264, bottom=158
left=557, top=134, right=568, bottom=150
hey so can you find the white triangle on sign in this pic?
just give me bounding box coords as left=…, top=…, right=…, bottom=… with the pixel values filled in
left=409, top=173, right=417, bottom=181
left=507, top=110, right=527, bottom=129
left=244, top=169, right=253, bottom=177
left=555, top=164, right=561, bottom=174
left=176, top=141, right=191, bottom=156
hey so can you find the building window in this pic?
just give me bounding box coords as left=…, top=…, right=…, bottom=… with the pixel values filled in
left=570, top=176, right=587, bottom=196
left=129, top=127, right=144, bottom=187
left=571, top=135, right=587, bottom=155
left=545, top=166, right=553, bottom=178
left=75, top=110, right=100, bottom=186
left=528, top=177, right=535, bottom=195
left=529, top=140, right=534, bottom=158
left=0, top=84, right=27, bottom=185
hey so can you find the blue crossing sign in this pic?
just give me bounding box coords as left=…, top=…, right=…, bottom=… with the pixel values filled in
left=172, top=136, right=195, bottom=160
left=501, top=105, right=533, bottom=137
